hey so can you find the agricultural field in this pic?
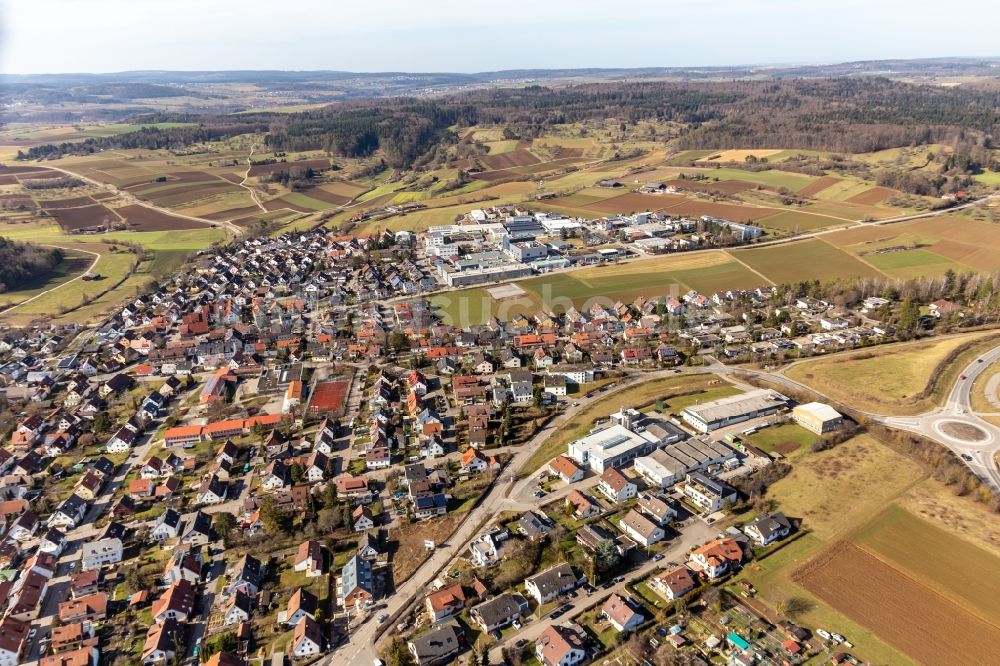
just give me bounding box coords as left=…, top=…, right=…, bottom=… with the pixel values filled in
left=0, top=247, right=94, bottom=307
left=682, top=167, right=816, bottom=192
left=862, top=248, right=967, bottom=278
left=737, top=434, right=926, bottom=665
left=48, top=204, right=121, bottom=231
left=696, top=149, right=785, bottom=163
left=784, top=330, right=1000, bottom=415
left=755, top=210, right=848, bottom=233
left=851, top=506, right=1000, bottom=625
left=728, top=238, right=884, bottom=284
left=795, top=541, right=999, bottom=665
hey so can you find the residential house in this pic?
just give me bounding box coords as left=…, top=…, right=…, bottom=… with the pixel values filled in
left=649, top=566, right=696, bottom=602
left=535, top=624, right=588, bottom=666
left=469, top=593, right=528, bottom=633
left=601, top=593, right=644, bottom=633
left=525, top=562, right=578, bottom=605
left=688, top=538, right=744, bottom=579
left=619, top=509, right=665, bottom=547
left=743, top=512, right=792, bottom=546
left=291, top=616, right=323, bottom=658
left=407, top=623, right=464, bottom=666
left=425, top=584, right=465, bottom=624
left=598, top=468, right=636, bottom=503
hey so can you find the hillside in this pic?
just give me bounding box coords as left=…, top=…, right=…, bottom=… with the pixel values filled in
left=0, top=237, right=64, bottom=293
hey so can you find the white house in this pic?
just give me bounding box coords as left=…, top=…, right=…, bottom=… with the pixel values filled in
left=81, top=537, right=123, bottom=571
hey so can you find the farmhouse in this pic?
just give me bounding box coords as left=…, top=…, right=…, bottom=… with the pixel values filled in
left=681, top=389, right=788, bottom=433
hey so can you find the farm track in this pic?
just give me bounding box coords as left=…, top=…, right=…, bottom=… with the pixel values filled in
left=240, top=144, right=267, bottom=213
left=39, top=164, right=246, bottom=241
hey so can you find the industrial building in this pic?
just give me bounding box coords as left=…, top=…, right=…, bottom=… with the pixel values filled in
left=680, top=389, right=788, bottom=433
left=792, top=402, right=843, bottom=434
left=567, top=408, right=679, bottom=473
left=634, top=438, right=737, bottom=489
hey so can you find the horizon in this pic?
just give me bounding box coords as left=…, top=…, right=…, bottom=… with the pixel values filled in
left=2, top=0, right=1000, bottom=76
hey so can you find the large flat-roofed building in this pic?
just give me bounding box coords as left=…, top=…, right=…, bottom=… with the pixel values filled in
left=634, top=438, right=736, bottom=489
left=681, top=389, right=788, bottom=433
left=567, top=408, right=673, bottom=473
left=792, top=402, right=843, bottom=434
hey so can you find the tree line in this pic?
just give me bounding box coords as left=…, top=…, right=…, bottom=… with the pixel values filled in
left=0, top=237, right=64, bottom=293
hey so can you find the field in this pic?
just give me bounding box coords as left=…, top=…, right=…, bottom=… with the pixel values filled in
left=697, top=149, right=784, bottom=163
left=845, top=186, right=896, bottom=205
left=851, top=506, right=1000, bottom=625
left=728, top=238, right=884, bottom=284
left=681, top=167, right=816, bottom=192
left=795, top=541, right=999, bottom=665
left=755, top=210, right=849, bottom=233
left=737, top=434, right=927, bottom=665
left=48, top=204, right=121, bottom=231
left=744, top=422, right=816, bottom=457
left=117, top=205, right=211, bottom=231
left=863, top=248, right=965, bottom=278
left=784, top=331, right=1000, bottom=415
left=0, top=247, right=93, bottom=306
left=797, top=175, right=843, bottom=197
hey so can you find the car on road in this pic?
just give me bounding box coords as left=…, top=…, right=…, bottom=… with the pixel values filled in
left=377, top=613, right=389, bottom=623
left=613, top=576, right=625, bottom=584
left=961, top=453, right=974, bottom=461
left=652, top=554, right=664, bottom=561
left=560, top=604, right=573, bottom=613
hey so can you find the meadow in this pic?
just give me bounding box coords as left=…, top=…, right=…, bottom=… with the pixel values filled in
left=728, top=238, right=884, bottom=284
left=784, top=330, right=1000, bottom=415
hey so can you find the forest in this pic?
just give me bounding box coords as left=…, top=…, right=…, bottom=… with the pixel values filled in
left=0, top=237, right=65, bottom=293
left=18, top=77, right=1000, bottom=169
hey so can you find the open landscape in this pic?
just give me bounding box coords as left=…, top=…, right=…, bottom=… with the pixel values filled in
left=1, top=7, right=1000, bottom=666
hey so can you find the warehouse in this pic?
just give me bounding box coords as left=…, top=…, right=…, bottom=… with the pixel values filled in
left=634, top=438, right=736, bottom=489
left=681, top=389, right=788, bottom=433
left=792, top=402, right=843, bottom=434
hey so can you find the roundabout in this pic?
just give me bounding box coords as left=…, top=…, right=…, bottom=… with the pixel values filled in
left=935, top=419, right=991, bottom=444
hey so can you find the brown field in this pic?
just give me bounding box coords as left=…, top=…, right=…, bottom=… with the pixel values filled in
left=698, top=149, right=783, bottom=163
left=510, top=156, right=591, bottom=175
left=16, top=170, right=61, bottom=180
left=553, top=146, right=584, bottom=158
left=217, top=173, right=244, bottom=184
left=89, top=192, right=115, bottom=201
left=663, top=199, right=780, bottom=221
left=666, top=179, right=755, bottom=194
left=0, top=164, right=51, bottom=175
left=124, top=171, right=214, bottom=191
left=798, top=175, right=842, bottom=197
left=143, top=182, right=237, bottom=202
left=578, top=192, right=686, bottom=214
left=48, top=204, right=120, bottom=231
left=263, top=198, right=314, bottom=214
left=0, top=175, right=18, bottom=185
left=846, top=186, right=896, bottom=205
left=200, top=205, right=263, bottom=221
left=480, top=140, right=540, bottom=170
left=247, top=158, right=330, bottom=178
left=795, top=541, right=999, bottom=665
left=39, top=196, right=96, bottom=210
left=321, top=180, right=368, bottom=197
left=117, top=204, right=210, bottom=230
left=470, top=168, right=517, bottom=182
left=296, top=187, right=351, bottom=206
left=0, top=195, right=33, bottom=208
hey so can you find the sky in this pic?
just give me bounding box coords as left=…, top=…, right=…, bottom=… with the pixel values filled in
left=1, top=0, right=999, bottom=75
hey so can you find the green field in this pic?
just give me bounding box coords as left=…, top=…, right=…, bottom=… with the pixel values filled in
left=693, top=167, right=816, bottom=192
left=728, top=239, right=884, bottom=284
left=745, top=423, right=816, bottom=457
left=863, top=248, right=967, bottom=278
left=756, top=210, right=849, bottom=232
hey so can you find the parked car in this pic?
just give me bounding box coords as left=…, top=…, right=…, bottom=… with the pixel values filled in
left=817, top=629, right=832, bottom=641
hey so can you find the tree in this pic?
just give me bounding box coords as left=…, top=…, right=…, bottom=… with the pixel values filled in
left=290, top=462, right=305, bottom=485
left=317, top=507, right=343, bottom=533
left=213, top=512, right=238, bottom=542
left=594, top=539, right=620, bottom=575
left=93, top=411, right=111, bottom=434
left=125, top=566, right=145, bottom=593
left=259, top=497, right=291, bottom=534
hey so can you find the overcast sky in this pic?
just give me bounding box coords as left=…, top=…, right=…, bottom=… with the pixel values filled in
left=2, top=0, right=998, bottom=74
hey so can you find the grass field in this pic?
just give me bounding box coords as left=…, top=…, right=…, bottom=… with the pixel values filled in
left=728, top=239, right=884, bottom=285
left=785, top=331, right=1000, bottom=415
left=744, top=423, right=816, bottom=457
left=0, top=248, right=93, bottom=307
left=755, top=210, right=848, bottom=233
left=686, top=166, right=816, bottom=192
left=738, top=434, right=924, bottom=665
left=863, top=248, right=968, bottom=278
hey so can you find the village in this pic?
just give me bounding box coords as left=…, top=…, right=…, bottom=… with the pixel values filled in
left=0, top=202, right=982, bottom=666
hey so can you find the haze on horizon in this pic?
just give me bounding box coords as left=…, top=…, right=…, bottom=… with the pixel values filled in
left=1, top=0, right=999, bottom=76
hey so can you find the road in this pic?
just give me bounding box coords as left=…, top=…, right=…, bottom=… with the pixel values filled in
left=239, top=144, right=267, bottom=213
left=0, top=243, right=101, bottom=315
